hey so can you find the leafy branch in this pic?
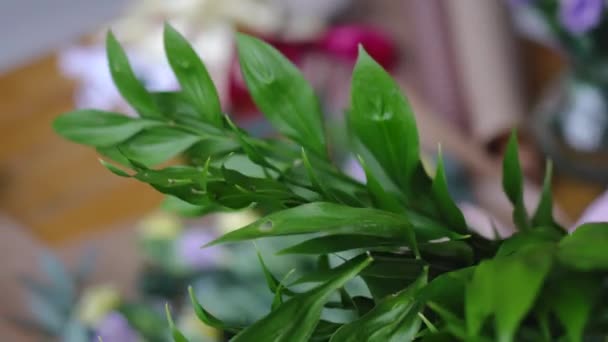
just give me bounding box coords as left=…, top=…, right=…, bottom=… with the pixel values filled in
left=53, top=24, right=608, bottom=341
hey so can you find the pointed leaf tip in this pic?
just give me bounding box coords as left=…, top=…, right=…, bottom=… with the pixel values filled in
left=502, top=129, right=529, bottom=231
left=166, top=303, right=189, bottom=342
left=165, top=303, right=174, bottom=326
left=236, top=33, right=327, bottom=157
left=163, top=22, right=223, bottom=127
left=106, top=30, right=162, bottom=119
left=357, top=44, right=367, bottom=56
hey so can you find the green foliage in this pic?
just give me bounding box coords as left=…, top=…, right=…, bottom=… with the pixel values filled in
left=237, top=34, right=327, bottom=159
left=53, top=110, right=161, bottom=147
left=165, top=304, right=188, bottom=342
left=163, top=24, right=223, bottom=128
left=350, top=48, right=425, bottom=202
left=17, top=250, right=97, bottom=339
left=329, top=272, right=426, bottom=341
left=54, top=25, right=608, bottom=341
left=502, top=131, right=529, bottom=231
left=106, top=31, right=163, bottom=119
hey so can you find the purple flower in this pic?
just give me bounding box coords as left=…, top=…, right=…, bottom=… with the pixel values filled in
left=343, top=157, right=365, bottom=183
left=176, top=229, right=220, bottom=269
left=95, top=312, right=140, bottom=342
left=559, top=0, right=604, bottom=34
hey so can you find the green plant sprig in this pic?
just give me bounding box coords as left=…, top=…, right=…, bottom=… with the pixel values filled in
left=54, top=24, right=608, bottom=341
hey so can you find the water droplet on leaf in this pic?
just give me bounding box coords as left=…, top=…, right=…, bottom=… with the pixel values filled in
left=371, top=111, right=393, bottom=121
left=260, top=220, right=273, bottom=232
left=179, top=60, right=191, bottom=69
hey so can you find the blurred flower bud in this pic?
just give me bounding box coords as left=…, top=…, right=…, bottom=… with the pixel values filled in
left=95, top=311, right=141, bottom=342
left=77, top=284, right=121, bottom=325
left=559, top=0, right=604, bottom=34
left=176, top=229, right=221, bottom=269
left=318, top=25, right=397, bottom=70
left=138, top=211, right=182, bottom=240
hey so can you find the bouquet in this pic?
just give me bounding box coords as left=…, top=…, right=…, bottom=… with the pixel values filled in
left=51, top=24, right=608, bottom=341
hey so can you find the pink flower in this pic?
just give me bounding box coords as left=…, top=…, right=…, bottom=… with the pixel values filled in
left=318, top=25, right=397, bottom=70
left=574, top=190, right=608, bottom=229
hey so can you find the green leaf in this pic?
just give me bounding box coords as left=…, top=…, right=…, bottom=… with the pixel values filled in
left=277, top=234, right=401, bottom=255
left=431, top=150, right=468, bottom=234
left=165, top=303, right=189, bottom=342
left=106, top=31, right=162, bottom=119
left=495, top=228, right=559, bottom=258
left=22, top=280, right=65, bottom=333
left=558, top=223, right=608, bottom=270
left=61, top=318, right=88, bottom=342
left=349, top=47, right=420, bottom=198
left=224, top=115, right=276, bottom=170
left=236, top=34, right=326, bottom=158
left=426, top=303, right=469, bottom=341
left=120, top=127, right=200, bottom=166
left=361, top=254, right=426, bottom=281
left=417, top=267, right=473, bottom=314
left=302, top=148, right=342, bottom=203
left=466, top=246, right=553, bottom=341
left=531, top=160, right=558, bottom=229
left=205, top=202, right=415, bottom=246
left=97, top=145, right=133, bottom=166
left=161, top=196, right=210, bottom=217
left=163, top=24, right=223, bottom=127
left=465, top=261, right=495, bottom=337
left=311, top=321, right=343, bottom=341
left=220, top=166, right=295, bottom=202
left=502, top=131, right=529, bottom=231
left=188, top=286, right=241, bottom=333
left=133, top=165, right=208, bottom=187
left=99, top=159, right=132, bottom=177
left=37, top=252, right=74, bottom=306
left=271, top=283, right=285, bottom=311
left=256, top=249, right=280, bottom=293
left=120, top=303, right=168, bottom=339
left=493, top=251, right=551, bottom=341
left=405, top=209, right=467, bottom=242
left=53, top=110, right=160, bottom=147
left=150, top=91, right=199, bottom=120
left=186, top=137, right=241, bottom=164
left=360, top=255, right=425, bottom=300
left=329, top=272, right=427, bottom=342
left=272, top=269, right=296, bottom=311
left=418, top=312, right=438, bottom=333
left=418, top=240, right=474, bottom=265
left=549, top=274, right=600, bottom=342
left=230, top=254, right=373, bottom=341
left=357, top=155, right=403, bottom=213
left=292, top=254, right=424, bottom=286
left=290, top=254, right=424, bottom=301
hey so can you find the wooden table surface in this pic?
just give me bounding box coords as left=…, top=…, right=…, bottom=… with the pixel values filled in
left=0, top=55, right=162, bottom=245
